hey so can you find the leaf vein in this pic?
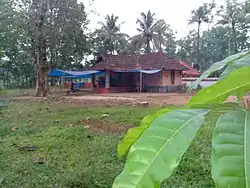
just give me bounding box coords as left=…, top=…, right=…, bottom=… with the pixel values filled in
left=134, top=110, right=208, bottom=186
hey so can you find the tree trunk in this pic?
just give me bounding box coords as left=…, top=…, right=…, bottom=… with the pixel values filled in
left=35, top=66, right=49, bottom=97
left=197, top=22, right=201, bottom=71
left=146, top=36, right=150, bottom=53
left=159, top=36, right=162, bottom=51
left=228, top=29, right=231, bottom=55
left=35, top=42, right=49, bottom=97
left=232, top=21, right=237, bottom=54
left=112, top=46, right=114, bottom=55
left=34, top=0, right=50, bottom=97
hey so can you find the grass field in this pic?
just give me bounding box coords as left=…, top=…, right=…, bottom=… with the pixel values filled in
left=0, top=101, right=214, bottom=188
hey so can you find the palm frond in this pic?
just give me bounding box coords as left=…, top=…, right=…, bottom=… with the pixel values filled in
left=136, top=18, right=146, bottom=32
left=151, top=19, right=166, bottom=31
left=216, top=19, right=229, bottom=25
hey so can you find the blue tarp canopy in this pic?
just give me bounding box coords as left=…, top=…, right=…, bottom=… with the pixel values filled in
left=49, top=69, right=103, bottom=78
left=50, top=68, right=161, bottom=78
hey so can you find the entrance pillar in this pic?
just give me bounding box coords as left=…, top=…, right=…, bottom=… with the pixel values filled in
left=105, top=70, right=110, bottom=88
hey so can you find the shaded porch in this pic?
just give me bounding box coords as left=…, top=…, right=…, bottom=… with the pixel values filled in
left=93, top=69, right=183, bottom=94
left=94, top=70, right=141, bottom=94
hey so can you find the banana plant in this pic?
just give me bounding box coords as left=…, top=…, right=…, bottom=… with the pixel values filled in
left=113, top=51, right=250, bottom=188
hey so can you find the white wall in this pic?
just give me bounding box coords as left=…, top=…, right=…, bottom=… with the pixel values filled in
left=182, top=78, right=218, bottom=88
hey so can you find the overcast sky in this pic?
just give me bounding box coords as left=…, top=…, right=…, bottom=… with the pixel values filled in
left=86, top=0, right=226, bottom=39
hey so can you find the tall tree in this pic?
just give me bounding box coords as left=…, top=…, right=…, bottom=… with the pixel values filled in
left=200, top=26, right=229, bottom=70
left=176, top=30, right=197, bottom=64
left=217, top=0, right=250, bottom=54
left=132, top=10, right=170, bottom=53
left=153, top=21, right=176, bottom=55
left=13, top=0, right=90, bottom=96
left=177, top=26, right=230, bottom=72
left=0, top=0, right=33, bottom=89
left=189, top=3, right=215, bottom=70
left=97, top=14, right=128, bottom=54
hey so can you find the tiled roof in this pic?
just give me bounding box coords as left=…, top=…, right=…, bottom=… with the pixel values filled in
left=90, top=51, right=187, bottom=71
left=180, top=61, right=201, bottom=77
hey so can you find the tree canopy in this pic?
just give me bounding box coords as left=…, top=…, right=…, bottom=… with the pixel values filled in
left=1, top=0, right=250, bottom=94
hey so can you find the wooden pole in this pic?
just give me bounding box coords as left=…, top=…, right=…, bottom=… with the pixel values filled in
left=140, top=71, right=142, bottom=93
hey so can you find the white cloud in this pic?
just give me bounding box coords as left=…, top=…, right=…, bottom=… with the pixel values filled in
left=86, top=0, right=226, bottom=39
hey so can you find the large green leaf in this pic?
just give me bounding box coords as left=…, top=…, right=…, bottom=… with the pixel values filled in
left=188, top=51, right=250, bottom=91
left=113, top=109, right=209, bottom=188
left=188, top=66, right=250, bottom=107
left=118, top=102, right=241, bottom=159
left=212, top=109, right=250, bottom=188
left=117, top=108, right=173, bottom=159
left=117, top=103, right=240, bottom=159
left=220, top=53, right=250, bottom=79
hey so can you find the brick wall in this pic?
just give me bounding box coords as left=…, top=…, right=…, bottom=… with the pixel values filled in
left=142, top=70, right=182, bottom=87
left=143, top=71, right=182, bottom=86
left=142, top=70, right=183, bottom=93
left=143, top=72, right=162, bottom=87
left=162, top=70, right=182, bottom=86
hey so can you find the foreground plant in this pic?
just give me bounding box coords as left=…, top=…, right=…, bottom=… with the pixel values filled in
left=113, top=51, right=250, bottom=188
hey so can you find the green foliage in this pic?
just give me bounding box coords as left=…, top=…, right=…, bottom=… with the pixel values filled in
left=131, top=10, right=176, bottom=53
left=188, top=2, right=215, bottom=69
left=200, top=26, right=230, bottom=70
left=1, top=102, right=217, bottom=187
left=90, top=14, right=129, bottom=56
left=2, top=0, right=250, bottom=91
left=188, top=66, right=250, bottom=106
left=0, top=102, right=158, bottom=187
left=0, top=0, right=90, bottom=90
left=114, top=51, right=250, bottom=188
left=212, top=109, right=250, bottom=187
left=216, top=0, right=250, bottom=55
left=113, top=109, right=209, bottom=188
left=189, top=51, right=250, bottom=90
left=220, top=53, right=250, bottom=79
left=117, top=108, right=173, bottom=159
left=0, top=87, right=7, bottom=108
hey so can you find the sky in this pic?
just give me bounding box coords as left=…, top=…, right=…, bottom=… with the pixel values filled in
left=86, top=0, right=225, bottom=39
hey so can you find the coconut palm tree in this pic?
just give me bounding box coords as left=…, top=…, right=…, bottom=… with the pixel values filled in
left=131, top=10, right=168, bottom=53
left=97, top=14, right=129, bottom=54
left=189, top=3, right=214, bottom=70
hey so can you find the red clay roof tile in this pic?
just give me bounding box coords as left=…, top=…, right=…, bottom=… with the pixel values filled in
left=90, top=51, right=187, bottom=71
left=180, top=61, right=201, bottom=77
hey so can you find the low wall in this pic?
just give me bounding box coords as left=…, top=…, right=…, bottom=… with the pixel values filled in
left=182, top=77, right=218, bottom=88
left=95, top=87, right=135, bottom=94
left=144, top=85, right=183, bottom=93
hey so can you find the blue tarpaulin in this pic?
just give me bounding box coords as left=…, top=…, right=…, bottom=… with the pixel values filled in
left=49, top=69, right=103, bottom=78
left=49, top=68, right=162, bottom=78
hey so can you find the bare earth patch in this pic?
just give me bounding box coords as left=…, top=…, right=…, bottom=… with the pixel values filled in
left=12, top=93, right=250, bottom=107
left=12, top=93, right=193, bottom=107
left=67, top=119, right=134, bottom=133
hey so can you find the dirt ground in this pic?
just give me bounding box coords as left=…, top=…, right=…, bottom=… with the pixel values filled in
left=12, top=92, right=193, bottom=106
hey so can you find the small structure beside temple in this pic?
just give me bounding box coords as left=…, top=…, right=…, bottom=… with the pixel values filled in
left=180, top=61, right=201, bottom=77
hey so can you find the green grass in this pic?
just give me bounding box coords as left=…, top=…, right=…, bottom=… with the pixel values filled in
left=0, top=102, right=214, bottom=188
left=1, top=88, right=35, bottom=97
